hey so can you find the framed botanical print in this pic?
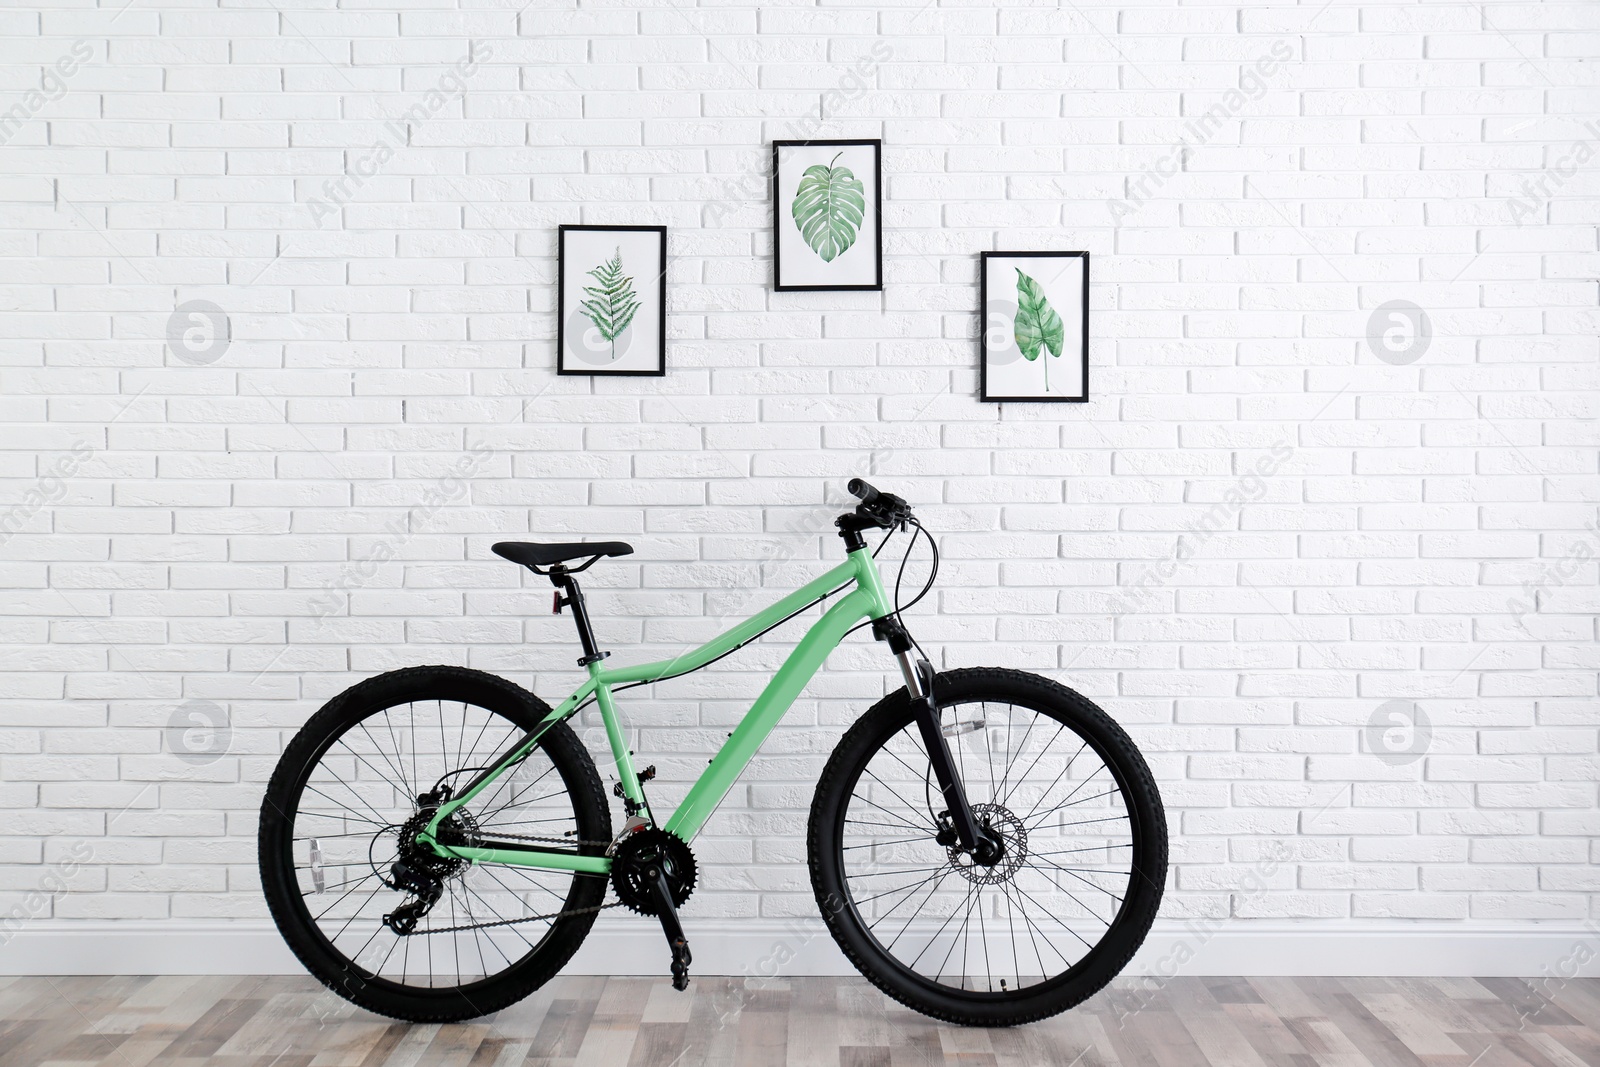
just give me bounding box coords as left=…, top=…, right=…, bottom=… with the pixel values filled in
left=557, top=224, right=667, bottom=376
left=979, top=250, right=1089, bottom=402
left=772, top=138, right=882, bottom=292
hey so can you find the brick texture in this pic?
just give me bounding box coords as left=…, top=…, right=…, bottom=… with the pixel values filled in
left=0, top=1, right=1596, bottom=935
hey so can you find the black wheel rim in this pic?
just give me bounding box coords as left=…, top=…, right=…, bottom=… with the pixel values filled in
left=272, top=698, right=589, bottom=994
left=834, top=697, right=1146, bottom=999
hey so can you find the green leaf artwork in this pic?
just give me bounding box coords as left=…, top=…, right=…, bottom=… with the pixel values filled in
left=1013, top=268, right=1065, bottom=392
left=580, top=247, right=641, bottom=361
left=791, top=152, right=866, bottom=263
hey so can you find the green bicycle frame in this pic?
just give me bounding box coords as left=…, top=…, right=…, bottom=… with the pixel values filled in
left=416, top=547, right=895, bottom=876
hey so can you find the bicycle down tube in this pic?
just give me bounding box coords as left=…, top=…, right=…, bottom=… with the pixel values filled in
left=417, top=547, right=894, bottom=874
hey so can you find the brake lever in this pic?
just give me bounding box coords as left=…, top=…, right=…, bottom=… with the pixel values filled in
left=857, top=495, right=912, bottom=532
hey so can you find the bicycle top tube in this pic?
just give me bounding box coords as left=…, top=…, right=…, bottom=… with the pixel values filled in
left=594, top=547, right=892, bottom=689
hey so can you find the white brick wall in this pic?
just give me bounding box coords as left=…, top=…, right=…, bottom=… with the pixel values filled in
left=1, top=0, right=1597, bottom=960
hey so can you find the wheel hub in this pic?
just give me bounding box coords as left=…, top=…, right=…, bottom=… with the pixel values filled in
left=948, top=803, right=1027, bottom=885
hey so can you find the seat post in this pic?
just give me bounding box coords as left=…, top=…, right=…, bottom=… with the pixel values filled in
left=549, top=566, right=608, bottom=668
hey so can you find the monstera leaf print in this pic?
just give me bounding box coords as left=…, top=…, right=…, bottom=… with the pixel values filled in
left=580, top=247, right=641, bottom=360
left=1014, top=268, right=1065, bottom=392
left=791, top=152, right=866, bottom=263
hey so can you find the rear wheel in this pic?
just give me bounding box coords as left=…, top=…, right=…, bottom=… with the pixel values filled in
left=809, top=668, right=1166, bottom=1026
left=258, top=666, right=611, bottom=1022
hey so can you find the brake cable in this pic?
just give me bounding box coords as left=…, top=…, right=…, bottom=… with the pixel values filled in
left=843, top=516, right=939, bottom=646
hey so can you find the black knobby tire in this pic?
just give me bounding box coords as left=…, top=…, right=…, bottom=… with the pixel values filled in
left=259, top=666, right=611, bottom=1022
left=809, top=668, right=1167, bottom=1026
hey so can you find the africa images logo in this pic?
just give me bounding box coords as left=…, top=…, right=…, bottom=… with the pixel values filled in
left=1365, top=701, right=1431, bottom=767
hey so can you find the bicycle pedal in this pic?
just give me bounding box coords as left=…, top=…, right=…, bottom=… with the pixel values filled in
left=670, top=937, right=692, bottom=992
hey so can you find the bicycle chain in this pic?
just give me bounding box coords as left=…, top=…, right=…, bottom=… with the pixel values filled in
left=397, top=829, right=621, bottom=936
left=408, top=898, right=623, bottom=936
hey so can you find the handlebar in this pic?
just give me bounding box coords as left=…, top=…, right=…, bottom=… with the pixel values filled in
left=847, top=478, right=880, bottom=505
left=844, top=478, right=913, bottom=531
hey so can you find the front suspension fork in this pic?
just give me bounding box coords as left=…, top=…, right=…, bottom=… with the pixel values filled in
left=894, top=648, right=999, bottom=862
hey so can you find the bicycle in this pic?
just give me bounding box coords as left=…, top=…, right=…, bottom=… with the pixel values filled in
left=258, top=480, right=1167, bottom=1026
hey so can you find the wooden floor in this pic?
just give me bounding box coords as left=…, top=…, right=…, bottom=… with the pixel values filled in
left=2, top=974, right=1596, bottom=1067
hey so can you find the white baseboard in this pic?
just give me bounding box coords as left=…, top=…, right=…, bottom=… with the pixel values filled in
left=3, top=917, right=1596, bottom=979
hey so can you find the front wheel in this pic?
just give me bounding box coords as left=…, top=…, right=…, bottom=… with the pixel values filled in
left=809, top=668, right=1167, bottom=1026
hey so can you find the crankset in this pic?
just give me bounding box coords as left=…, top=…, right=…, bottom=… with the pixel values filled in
left=609, top=828, right=696, bottom=915
left=610, top=827, right=697, bottom=991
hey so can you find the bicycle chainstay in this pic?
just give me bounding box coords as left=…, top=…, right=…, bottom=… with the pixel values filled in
left=392, top=828, right=620, bottom=937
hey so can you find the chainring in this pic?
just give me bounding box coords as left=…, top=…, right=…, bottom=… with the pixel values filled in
left=609, top=828, right=696, bottom=915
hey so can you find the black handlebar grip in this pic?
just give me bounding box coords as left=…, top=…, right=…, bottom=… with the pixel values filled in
left=847, top=478, right=880, bottom=505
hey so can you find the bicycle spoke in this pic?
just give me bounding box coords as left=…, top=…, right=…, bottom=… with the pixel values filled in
left=852, top=793, right=937, bottom=835
left=997, top=724, right=1066, bottom=810
left=475, top=781, right=565, bottom=825
left=491, top=862, right=572, bottom=906
left=381, top=712, right=412, bottom=796
left=1008, top=879, right=1100, bottom=951
left=301, top=780, right=394, bottom=832
left=461, top=879, right=538, bottom=955
left=1024, top=770, right=1111, bottom=829
left=977, top=883, right=993, bottom=992
left=358, top=720, right=411, bottom=798
left=1005, top=879, right=1076, bottom=973
left=311, top=871, right=384, bottom=924
left=293, top=808, right=391, bottom=829
left=848, top=863, right=952, bottom=880
left=329, top=884, right=386, bottom=944
left=334, top=737, right=415, bottom=804
left=854, top=869, right=951, bottom=909
left=1027, top=859, right=1127, bottom=904
left=999, top=880, right=1047, bottom=983
left=478, top=863, right=562, bottom=928
left=1018, top=746, right=1092, bottom=824
left=861, top=867, right=951, bottom=917
left=472, top=757, right=559, bottom=822
left=982, top=703, right=997, bottom=801
left=1028, top=842, right=1133, bottom=859
left=842, top=835, right=926, bottom=850
left=301, top=871, right=380, bottom=895
left=879, top=741, right=937, bottom=805
left=906, top=874, right=972, bottom=971
left=861, top=767, right=934, bottom=829
left=1058, top=813, right=1129, bottom=828
left=844, top=817, right=936, bottom=834
left=994, top=705, right=1035, bottom=809
left=882, top=869, right=956, bottom=954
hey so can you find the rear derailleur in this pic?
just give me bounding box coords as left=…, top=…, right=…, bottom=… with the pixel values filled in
left=382, top=786, right=472, bottom=936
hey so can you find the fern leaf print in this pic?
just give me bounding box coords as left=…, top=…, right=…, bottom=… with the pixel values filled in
left=580, top=248, right=642, bottom=360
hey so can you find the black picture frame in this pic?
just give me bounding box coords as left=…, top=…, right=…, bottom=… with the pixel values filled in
left=557, top=224, right=667, bottom=377
left=772, top=138, right=883, bottom=292
left=978, top=250, right=1090, bottom=403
